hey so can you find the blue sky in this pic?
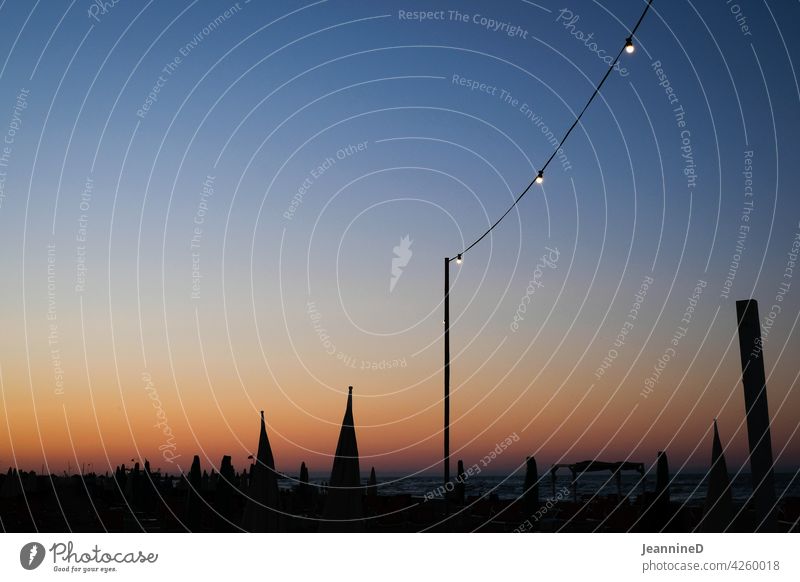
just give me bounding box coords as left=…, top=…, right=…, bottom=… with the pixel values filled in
left=0, top=0, right=799, bottom=475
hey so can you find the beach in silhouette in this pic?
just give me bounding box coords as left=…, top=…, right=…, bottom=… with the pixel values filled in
left=2, top=308, right=798, bottom=533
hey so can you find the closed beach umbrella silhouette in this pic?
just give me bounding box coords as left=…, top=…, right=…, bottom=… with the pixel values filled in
left=701, top=420, right=733, bottom=532
left=0, top=468, right=21, bottom=498
left=321, top=386, right=363, bottom=530
left=220, top=455, right=234, bottom=481
left=189, top=456, right=201, bottom=488
left=653, top=450, right=671, bottom=529
left=242, top=411, right=280, bottom=532
left=523, top=456, right=539, bottom=517
left=655, top=451, right=669, bottom=502
left=455, top=460, right=466, bottom=504
left=185, top=456, right=202, bottom=530
left=367, top=467, right=377, bottom=498
left=297, top=461, right=311, bottom=509
left=216, top=455, right=236, bottom=525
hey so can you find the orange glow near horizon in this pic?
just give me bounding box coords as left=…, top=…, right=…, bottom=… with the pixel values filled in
left=3, top=325, right=799, bottom=476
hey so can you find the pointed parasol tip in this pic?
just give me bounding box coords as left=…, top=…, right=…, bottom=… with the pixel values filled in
left=348, top=386, right=353, bottom=394
left=260, top=410, right=264, bottom=420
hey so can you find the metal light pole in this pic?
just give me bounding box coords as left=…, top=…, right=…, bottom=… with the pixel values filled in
left=443, top=254, right=461, bottom=491
left=434, top=0, right=649, bottom=503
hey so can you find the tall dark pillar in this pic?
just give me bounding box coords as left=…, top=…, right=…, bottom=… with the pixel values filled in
left=443, top=258, right=451, bottom=490
left=735, top=299, right=776, bottom=531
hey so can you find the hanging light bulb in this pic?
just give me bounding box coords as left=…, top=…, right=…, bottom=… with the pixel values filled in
left=625, top=37, right=635, bottom=54
left=456, top=254, right=462, bottom=264
left=535, top=171, right=544, bottom=184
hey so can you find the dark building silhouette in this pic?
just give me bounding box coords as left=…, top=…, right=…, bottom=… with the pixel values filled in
left=735, top=299, right=777, bottom=531
left=242, top=411, right=280, bottom=532
left=321, top=386, right=363, bottom=531
left=701, top=420, right=733, bottom=532
left=551, top=460, right=644, bottom=502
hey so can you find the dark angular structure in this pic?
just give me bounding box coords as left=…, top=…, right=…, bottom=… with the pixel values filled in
left=655, top=451, right=669, bottom=503
left=242, top=411, right=280, bottom=532
left=214, top=455, right=237, bottom=529
left=454, top=459, right=466, bottom=504
left=652, top=451, right=671, bottom=529
left=701, top=420, right=733, bottom=532
left=321, top=386, right=363, bottom=531
left=185, top=455, right=203, bottom=530
left=735, top=299, right=776, bottom=531
left=523, top=456, right=539, bottom=518
left=367, top=467, right=377, bottom=498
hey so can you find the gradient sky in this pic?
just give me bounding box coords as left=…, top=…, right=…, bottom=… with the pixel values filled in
left=0, top=0, right=799, bottom=480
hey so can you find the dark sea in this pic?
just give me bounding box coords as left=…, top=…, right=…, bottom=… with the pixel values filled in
left=297, top=471, right=800, bottom=505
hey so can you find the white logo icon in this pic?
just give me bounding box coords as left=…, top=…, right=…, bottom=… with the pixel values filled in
left=20, top=542, right=45, bottom=570
left=390, top=235, right=413, bottom=292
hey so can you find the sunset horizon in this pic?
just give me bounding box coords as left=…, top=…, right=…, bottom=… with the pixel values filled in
left=1, top=0, right=799, bottom=548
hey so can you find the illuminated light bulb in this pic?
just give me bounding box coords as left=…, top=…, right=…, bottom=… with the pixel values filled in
left=456, top=254, right=462, bottom=264
left=625, top=37, right=635, bottom=54
left=535, top=171, right=544, bottom=184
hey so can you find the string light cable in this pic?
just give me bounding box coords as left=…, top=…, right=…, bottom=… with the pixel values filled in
left=449, top=0, right=654, bottom=264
